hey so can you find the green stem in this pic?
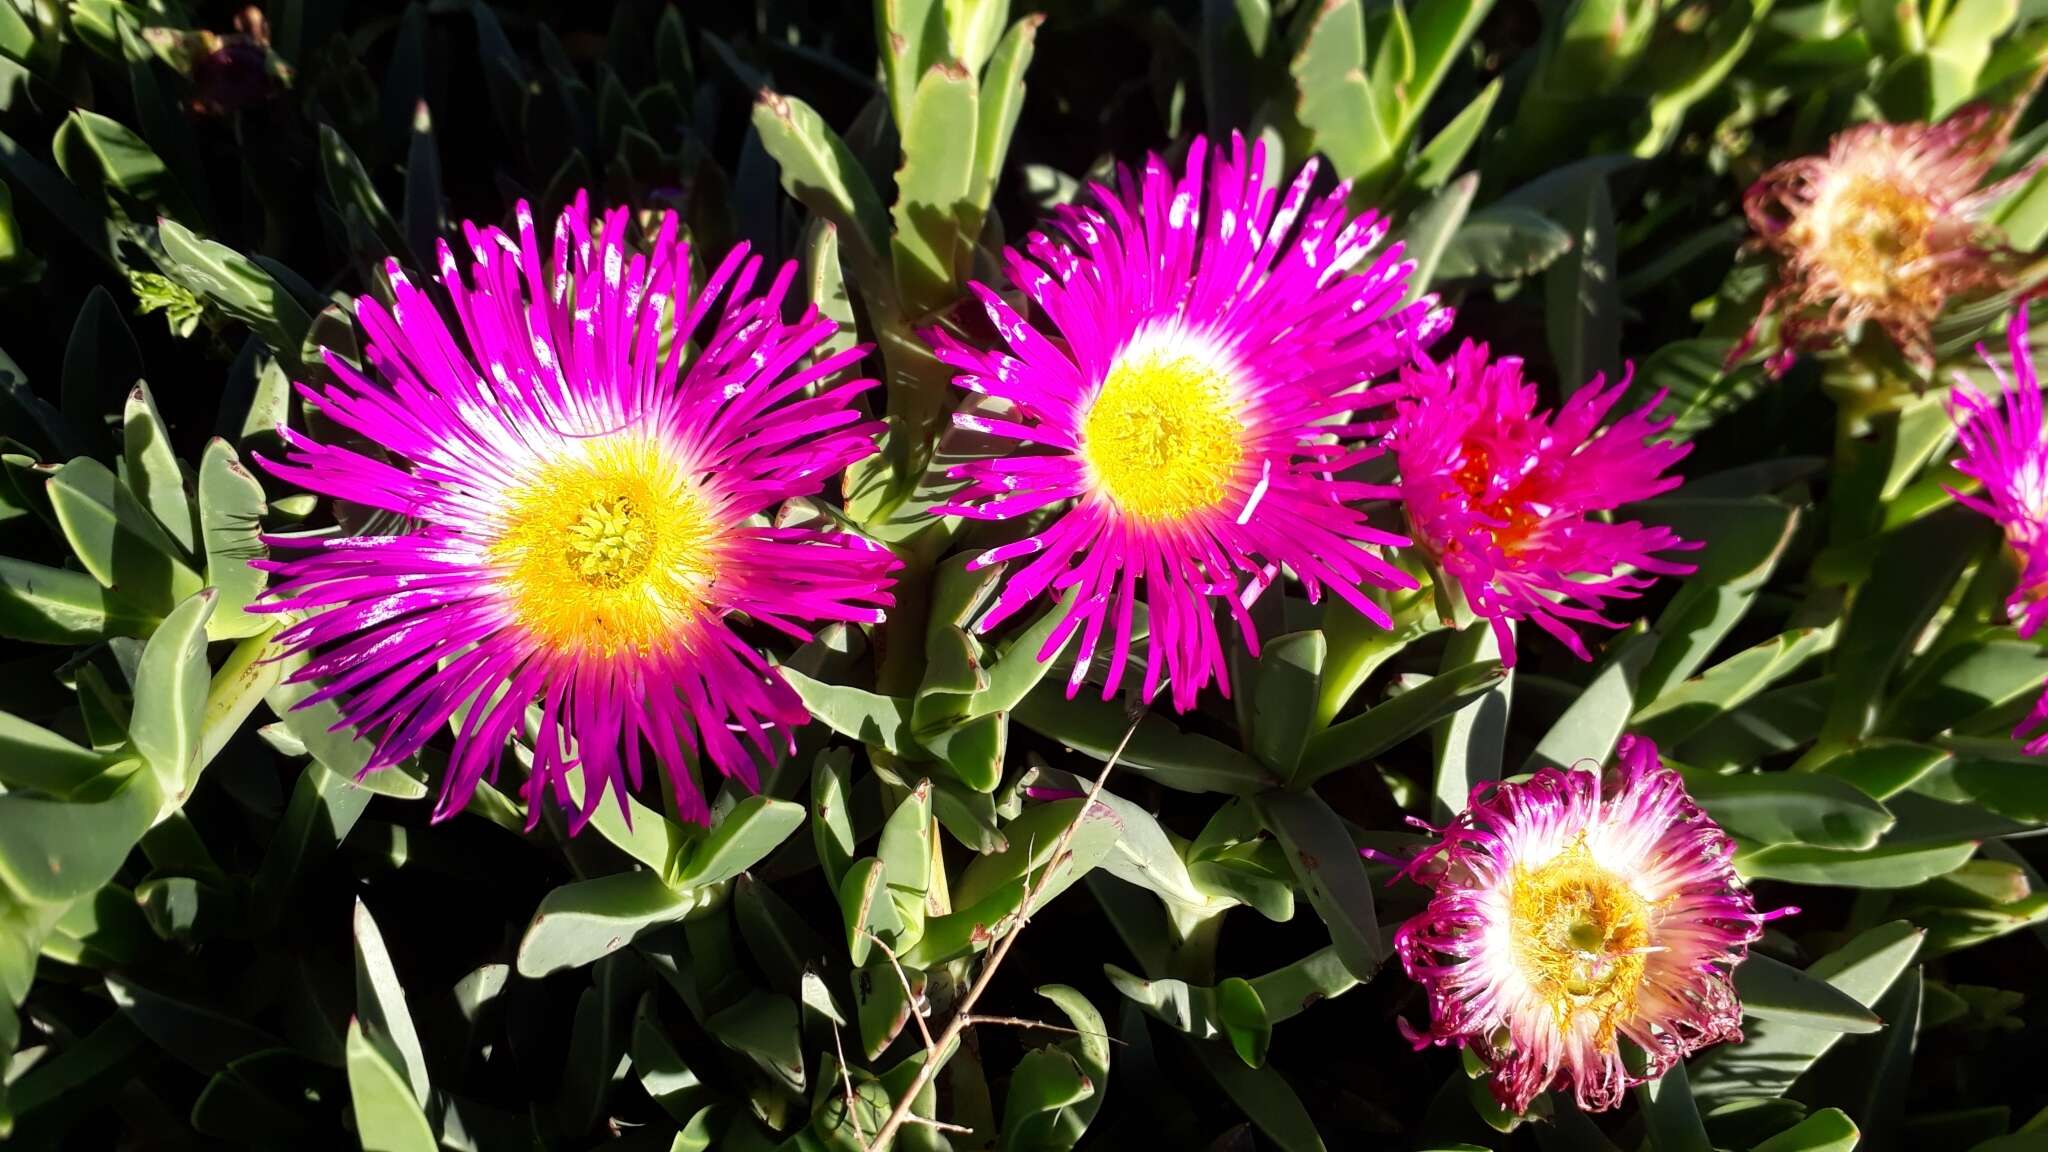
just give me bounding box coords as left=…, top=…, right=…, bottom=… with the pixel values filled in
left=1314, top=586, right=1436, bottom=730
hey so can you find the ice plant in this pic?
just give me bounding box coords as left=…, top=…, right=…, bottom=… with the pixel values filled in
left=1388, top=340, right=1695, bottom=666
left=1741, top=103, right=2024, bottom=373
left=1392, top=736, right=1773, bottom=1113
left=925, top=133, right=1448, bottom=712
left=256, top=193, right=897, bottom=827
left=1948, top=307, right=2048, bottom=751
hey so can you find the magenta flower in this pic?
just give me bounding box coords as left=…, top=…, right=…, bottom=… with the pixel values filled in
left=1389, top=341, right=1696, bottom=666
left=1948, top=307, right=2048, bottom=751
left=925, top=133, right=1449, bottom=711
left=1392, top=736, right=1774, bottom=1113
left=257, top=193, right=897, bottom=827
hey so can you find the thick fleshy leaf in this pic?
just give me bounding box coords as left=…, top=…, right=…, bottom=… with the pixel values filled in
left=839, top=857, right=901, bottom=967
left=1429, top=624, right=1512, bottom=820
left=1394, top=173, right=1477, bottom=304
left=1250, top=946, right=1361, bottom=1025
left=1289, top=0, right=1388, bottom=186
left=1751, top=1108, right=1861, bottom=1152
left=1016, top=685, right=1277, bottom=794
left=892, top=60, right=980, bottom=316
left=1739, top=840, right=1979, bottom=888
left=1186, top=1033, right=1328, bottom=1152
left=106, top=973, right=283, bottom=1074
left=1635, top=1057, right=1711, bottom=1152
left=0, top=764, right=158, bottom=905
left=1436, top=204, right=1574, bottom=281
left=752, top=90, right=892, bottom=290
left=157, top=220, right=313, bottom=367
left=1544, top=169, right=1620, bottom=397
left=906, top=798, right=1122, bottom=967
left=1215, top=977, right=1271, bottom=1069
left=128, top=587, right=216, bottom=800
left=1002, top=1047, right=1094, bottom=1148
left=1298, top=659, right=1505, bottom=786
left=120, top=380, right=197, bottom=555
left=1635, top=497, right=1800, bottom=703
left=1527, top=627, right=1655, bottom=771
left=1251, top=630, right=1325, bottom=776
left=346, top=1018, right=437, bottom=1152
left=1681, top=770, right=1895, bottom=850
left=60, top=285, right=136, bottom=459
left=813, top=747, right=858, bottom=892
left=876, top=778, right=934, bottom=947
left=1693, top=921, right=1923, bottom=1106
left=971, top=15, right=1042, bottom=216
left=1733, top=954, right=1885, bottom=1033
left=197, top=438, right=268, bottom=639
left=47, top=456, right=204, bottom=615
left=1253, top=790, right=1382, bottom=978
left=1818, top=507, right=1989, bottom=752
left=1633, top=627, right=1829, bottom=747
left=516, top=871, right=707, bottom=977
left=252, top=761, right=373, bottom=921
left=0, top=711, right=122, bottom=795
left=782, top=668, right=917, bottom=757
left=705, top=989, right=805, bottom=1092
left=1814, top=740, right=1952, bottom=800
left=354, top=900, right=431, bottom=1110
left=0, top=555, right=157, bottom=642
left=671, top=795, right=805, bottom=890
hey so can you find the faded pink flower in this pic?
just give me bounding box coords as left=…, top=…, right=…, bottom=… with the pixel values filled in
left=1393, top=736, right=1776, bottom=1113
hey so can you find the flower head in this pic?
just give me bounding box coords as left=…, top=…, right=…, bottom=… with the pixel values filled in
left=258, top=192, right=896, bottom=827
left=146, top=6, right=291, bottom=115
left=1389, top=340, right=1695, bottom=666
left=926, top=133, right=1448, bottom=711
left=1392, top=736, right=1772, bottom=1113
left=1741, top=104, right=2026, bottom=372
left=1948, top=306, right=2048, bottom=750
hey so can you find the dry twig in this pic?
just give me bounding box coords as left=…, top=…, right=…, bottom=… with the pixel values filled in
left=859, top=714, right=1141, bottom=1151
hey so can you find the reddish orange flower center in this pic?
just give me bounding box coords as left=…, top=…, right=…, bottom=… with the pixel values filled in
left=1451, top=445, right=1545, bottom=554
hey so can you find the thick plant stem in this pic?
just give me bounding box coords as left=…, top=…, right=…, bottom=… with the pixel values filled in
left=861, top=715, right=1141, bottom=1151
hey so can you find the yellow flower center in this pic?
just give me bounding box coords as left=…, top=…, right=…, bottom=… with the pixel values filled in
left=491, top=437, right=719, bottom=656
left=1803, top=173, right=1937, bottom=301
left=1507, top=840, right=1652, bottom=1039
left=1079, top=345, right=1246, bottom=522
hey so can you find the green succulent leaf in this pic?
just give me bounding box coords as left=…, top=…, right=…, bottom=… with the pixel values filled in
left=516, top=871, right=707, bottom=978
left=346, top=1017, right=438, bottom=1152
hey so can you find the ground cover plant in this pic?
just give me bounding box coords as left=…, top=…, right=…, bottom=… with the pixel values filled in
left=2, top=1, right=2047, bottom=1149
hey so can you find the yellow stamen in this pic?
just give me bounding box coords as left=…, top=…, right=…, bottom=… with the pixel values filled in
left=1798, top=173, right=1937, bottom=303
left=1507, top=839, right=1652, bottom=1041
left=492, top=436, right=719, bottom=655
left=1080, top=345, right=1245, bottom=522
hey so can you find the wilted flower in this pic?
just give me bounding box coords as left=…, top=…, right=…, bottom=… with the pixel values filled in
left=1392, top=736, right=1775, bottom=1113
left=925, top=133, right=1448, bottom=711
left=145, top=7, right=291, bottom=115
left=1388, top=340, right=1695, bottom=666
left=1741, top=104, right=2026, bottom=373
left=257, top=193, right=897, bottom=827
left=1948, top=306, right=2048, bottom=750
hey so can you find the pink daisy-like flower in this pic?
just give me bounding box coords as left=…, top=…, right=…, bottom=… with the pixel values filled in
left=1948, top=307, right=2048, bottom=751
left=1740, top=103, right=2028, bottom=373
left=1388, top=340, right=1696, bottom=667
left=1392, top=735, right=1774, bottom=1113
left=257, top=192, right=898, bottom=827
left=924, top=133, right=1448, bottom=711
